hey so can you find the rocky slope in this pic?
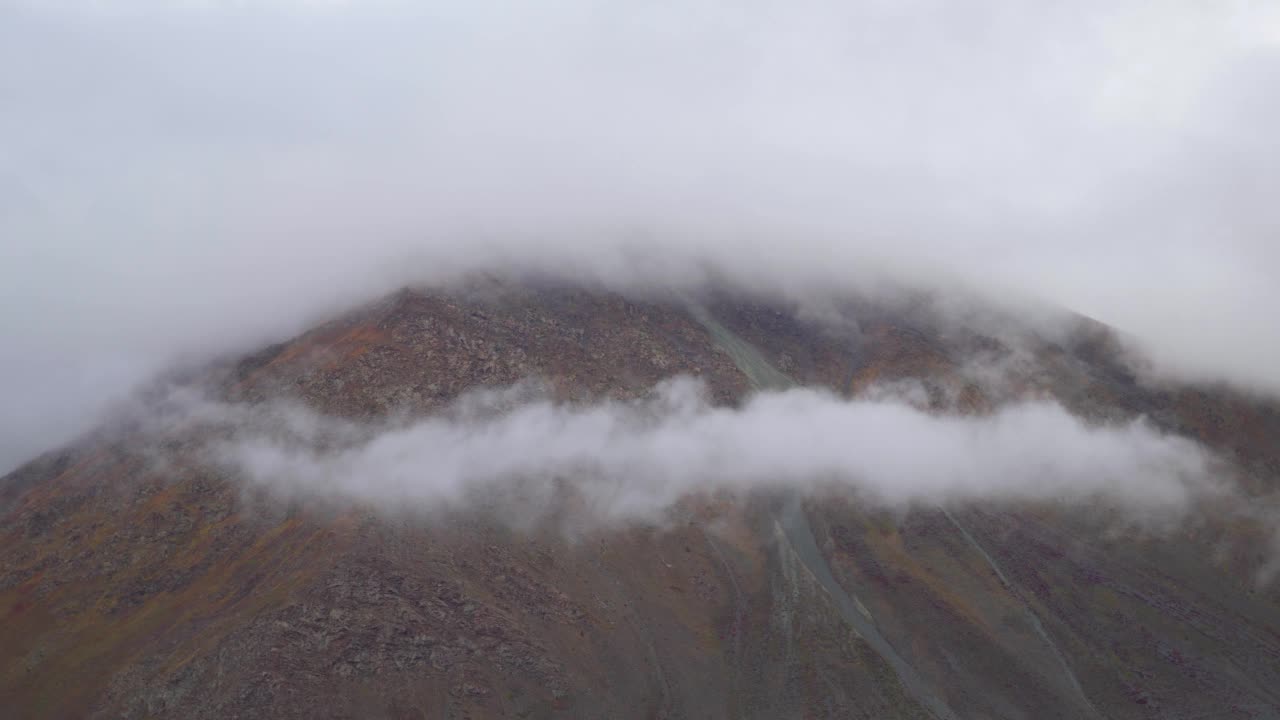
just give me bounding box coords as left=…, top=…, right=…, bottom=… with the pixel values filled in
left=2, top=281, right=1279, bottom=719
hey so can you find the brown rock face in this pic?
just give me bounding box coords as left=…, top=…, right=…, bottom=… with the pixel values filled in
left=2, top=282, right=1279, bottom=719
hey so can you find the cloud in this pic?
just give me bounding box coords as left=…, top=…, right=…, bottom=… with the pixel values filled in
left=140, top=378, right=1218, bottom=527
left=2, top=0, right=1280, bottom=471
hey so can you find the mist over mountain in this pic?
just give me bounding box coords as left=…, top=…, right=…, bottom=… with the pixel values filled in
left=3, top=0, right=1280, bottom=472
left=3, top=2, right=1280, bottom=718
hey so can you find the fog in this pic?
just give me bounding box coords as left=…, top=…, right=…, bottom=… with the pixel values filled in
left=149, top=378, right=1218, bottom=527
left=3, top=0, right=1280, bottom=471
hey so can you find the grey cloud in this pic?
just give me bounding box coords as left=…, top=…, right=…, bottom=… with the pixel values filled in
left=2, top=1, right=1280, bottom=471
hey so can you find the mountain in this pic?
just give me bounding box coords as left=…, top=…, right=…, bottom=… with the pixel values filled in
left=3, top=281, right=1279, bottom=719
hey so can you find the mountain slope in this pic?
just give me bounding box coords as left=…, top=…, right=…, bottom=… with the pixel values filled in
left=2, top=282, right=1278, bottom=719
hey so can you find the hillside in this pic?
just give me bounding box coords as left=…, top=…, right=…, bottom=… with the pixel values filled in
left=3, top=282, right=1279, bottom=719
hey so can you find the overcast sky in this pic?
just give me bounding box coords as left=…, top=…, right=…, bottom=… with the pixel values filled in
left=2, top=0, right=1279, bottom=472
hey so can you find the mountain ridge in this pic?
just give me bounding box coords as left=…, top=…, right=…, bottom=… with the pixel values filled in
left=3, top=281, right=1279, bottom=719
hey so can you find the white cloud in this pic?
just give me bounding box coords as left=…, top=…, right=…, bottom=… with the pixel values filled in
left=157, top=379, right=1218, bottom=525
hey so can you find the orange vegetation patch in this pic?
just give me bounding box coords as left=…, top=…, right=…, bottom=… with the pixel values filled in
left=320, top=324, right=393, bottom=371
left=234, top=322, right=394, bottom=392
